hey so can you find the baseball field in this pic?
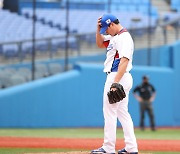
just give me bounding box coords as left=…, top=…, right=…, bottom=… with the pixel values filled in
left=0, top=128, right=179, bottom=154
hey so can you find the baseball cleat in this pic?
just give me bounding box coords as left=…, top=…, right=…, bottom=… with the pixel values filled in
left=91, top=147, right=115, bottom=154
left=118, top=148, right=138, bottom=154
left=118, top=148, right=127, bottom=154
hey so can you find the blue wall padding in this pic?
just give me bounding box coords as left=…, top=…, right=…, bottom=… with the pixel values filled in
left=133, top=48, right=148, bottom=66
left=0, top=70, right=82, bottom=127
left=172, top=41, right=180, bottom=126
left=133, top=45, right=172, bottom=67
left=131, top=66, right=174, bottom=127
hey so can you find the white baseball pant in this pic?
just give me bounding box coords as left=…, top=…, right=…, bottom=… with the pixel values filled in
left=102, top=72, right=138, bottom=153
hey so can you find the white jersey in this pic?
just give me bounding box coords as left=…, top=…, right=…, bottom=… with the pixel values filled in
left=103, top=29, right=134, bottom=73
left=0, top=0, right=3, bottom=9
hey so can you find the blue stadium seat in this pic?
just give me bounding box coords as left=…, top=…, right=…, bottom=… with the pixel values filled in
left=127, top=5, right=137, bottom=12
left=131, top=0, right=141, bottom=5
left=118, top=5, right=128, bottom=12
left=141, top=0, right=150, bottom=5
left=0, top=7, right=159, bottom=59
left=120, top=0, right=131, bottom=5
left=138, top=5, right=149, bottom=14
left=171, top=0, right=180, bottom=11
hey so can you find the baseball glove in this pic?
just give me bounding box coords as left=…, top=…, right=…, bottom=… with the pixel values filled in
left=107, top=83, right=126, bottom=104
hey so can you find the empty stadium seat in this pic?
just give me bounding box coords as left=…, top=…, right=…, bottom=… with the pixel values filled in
left=48, top=63, right=62, bottom=75
left=0, top=10, right=70, bottom=58
left=21, top=8, right=158, bottom=36
left=9, top=75, right=26, bottom=86
left=0, top=69, right=13, bottom=88
left=35, top=63, right=49, bottom=77
left=17, top=67, right=32, bottom=81
left=171, top=0, right=180, bottom=11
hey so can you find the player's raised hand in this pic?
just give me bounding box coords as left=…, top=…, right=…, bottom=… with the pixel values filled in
left=97, top=17, right=102, bottom=31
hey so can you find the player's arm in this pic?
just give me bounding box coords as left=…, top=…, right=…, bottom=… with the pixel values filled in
left=113, top=33, right=133, bottom=83
left=96, top=17, right=105, bottom=48
left=114, top=57, right=129, bottom=83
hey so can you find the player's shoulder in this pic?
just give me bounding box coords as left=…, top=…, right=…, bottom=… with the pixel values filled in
left=116, top=31, right=132, bottom=41
left=104, top=34, right=113, bottom=41
left=119, top=31, right=131, bottom=37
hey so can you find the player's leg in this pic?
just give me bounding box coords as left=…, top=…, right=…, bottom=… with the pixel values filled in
left=91, top=79, right=117, bottom=154
left=101, top=81, right=118, bottom=153
left=117, top=92, right=138, bottom=153
left=117, top=73, right=138, bottom=153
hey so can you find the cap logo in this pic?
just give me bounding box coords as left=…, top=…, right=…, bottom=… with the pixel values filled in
left=106, top=19, right=111, bottom=24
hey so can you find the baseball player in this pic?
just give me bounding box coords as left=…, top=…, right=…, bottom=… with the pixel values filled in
left=91, top=14, right=138, bottom=154
left=0, top=0, right=3, bottom=9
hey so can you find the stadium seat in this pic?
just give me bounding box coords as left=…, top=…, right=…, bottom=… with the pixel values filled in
left=35, top=63, right=49, bottom=77
left=4, top=67, right=17, bottom=75
left=0, top=9, right=68, bottom=59
left=0, top=70, right=13, bottom=88
left=17, top=67, right=32, bottom=81
left=141, top=0, right=150, bottom=5
left=48, top=63, right=62, bottom=75
left=171, top=0, right=180, bottom=10
left=9, top=75, right=26, bottom=87
left=127, top=5, right=137, bottom=12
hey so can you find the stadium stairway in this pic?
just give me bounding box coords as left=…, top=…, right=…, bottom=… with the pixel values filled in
left=152, top=0, right=170, bottom=12
left=133, top=0, right=180, bottom=49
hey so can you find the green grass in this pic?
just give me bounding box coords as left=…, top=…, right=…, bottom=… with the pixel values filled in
left=134, top=128, right=180, bottom=140
left=0, top=128, right=179, bottom=140
left=0, top=128, right=103, bottom=138
left=0, top=148, right=69, bottom=154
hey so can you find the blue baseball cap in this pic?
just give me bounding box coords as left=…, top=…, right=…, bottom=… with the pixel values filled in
left=100, top=14, right=118, bottom=34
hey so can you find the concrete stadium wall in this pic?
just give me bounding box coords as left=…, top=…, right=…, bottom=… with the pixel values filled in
left=0, top=42, right=180, bottom=128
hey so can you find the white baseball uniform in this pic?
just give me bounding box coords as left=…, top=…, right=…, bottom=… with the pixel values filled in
left=101, top=29, right=138, bottom=153
left=0, top=0, right=3, bottom=9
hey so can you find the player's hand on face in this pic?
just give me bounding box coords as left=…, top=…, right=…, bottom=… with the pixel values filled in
left=97, top=17, right=102, bottom=31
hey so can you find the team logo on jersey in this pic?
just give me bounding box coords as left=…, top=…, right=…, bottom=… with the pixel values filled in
left=106, top=19, right=111, bottom=24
